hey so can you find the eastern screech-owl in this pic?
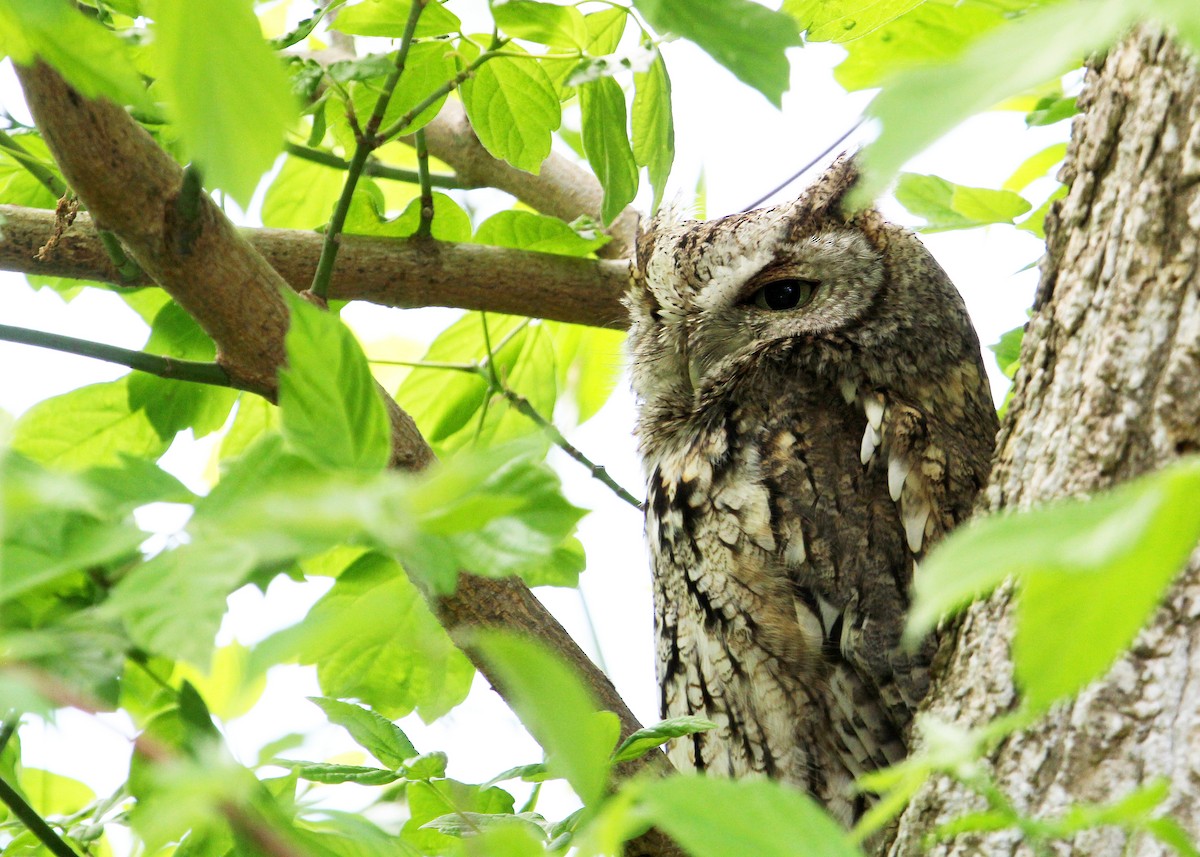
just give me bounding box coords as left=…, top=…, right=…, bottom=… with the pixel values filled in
left=626, top=157, right=998, bottom=823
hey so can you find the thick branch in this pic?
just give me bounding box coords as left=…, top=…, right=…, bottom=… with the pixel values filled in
left=15, top=60, right=676, bottom=857
left=0, top=205, right=629, bottom=329
left=410, top=102, right=639, bottom=260
left=891, top=27, right=1200, bottom=857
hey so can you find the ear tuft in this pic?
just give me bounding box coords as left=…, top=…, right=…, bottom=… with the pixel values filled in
left=785, top=154, right=865, bottom=239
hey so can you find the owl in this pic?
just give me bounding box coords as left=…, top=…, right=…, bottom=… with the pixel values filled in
left=626, top=157, right=998, bottom=823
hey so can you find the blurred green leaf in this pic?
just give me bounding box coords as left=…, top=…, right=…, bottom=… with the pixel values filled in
left=1025, top=93, right=1078, bottom=126
left=331, top=0, right=461, bottom=38
left=270, top=552, right=473, bottom=721
left=1003, top=142, right=1068, bottom=192
left=585, top=7, right=629, bottom=55
left=857, top=0, right=1137, bottom=203
left=473, top=631, right=618, bottom=807
left=151, top=0, right=296, bottom=204
left=638, top=775, right=862, bottom=857
left=108, top=540, right=257, bottom=666
left=279, top=293, right=392, bottom=474
left=787, top=0, right=926, bottom=43
left=633, top=0, right=800, bottom=107
left=908, top=458, right=1200, bottom=713
left=309, top=696, right=419, bottom=767
left=461, top=48, right=561, bottom=174
left=989, top=325, right=1023, bottom=379
left=580, top=76, right=638, bottom=225
left=0, top=0, right=151, bottom=111
left=545, top=323, right=625, bottom=424
left=262, top=155, right=346, bottom=230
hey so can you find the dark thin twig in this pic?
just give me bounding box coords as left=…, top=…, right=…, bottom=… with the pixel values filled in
left=414, top=128, right=434, bottom=238
left=283, top=141, right=461, bottom=188
left=0, top=773, right=83, bottom=857
left=740, top=116, right=868, bottom=211
left=0, top=323, right=241, bottom=389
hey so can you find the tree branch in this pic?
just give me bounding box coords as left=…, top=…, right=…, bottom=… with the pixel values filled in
left=14, top=60, right=678, bottom=857
left=406, top=101, right=639, bottom=260
left=0, top=323, right=237, bottom=388
left=0, top=205, right=629, bottom=329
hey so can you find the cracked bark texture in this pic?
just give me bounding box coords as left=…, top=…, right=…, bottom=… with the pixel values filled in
left=889, top=27, right=1200, bottom=857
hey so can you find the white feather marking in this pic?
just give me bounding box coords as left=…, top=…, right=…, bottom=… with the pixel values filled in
left=817, top=597, right=841, bottom=635
left=903, top=501, right=931, bottom=553
left=859, top=423, right=878, bottom=465
left=864, top=396, right=885, bottom=431
left=784, top=534, right=807, bottom=567
left=888, top=455, right=912, bottom=502
left=840, top=379, right=857, bottom=404
left=794, top=600, right=824, bottom=649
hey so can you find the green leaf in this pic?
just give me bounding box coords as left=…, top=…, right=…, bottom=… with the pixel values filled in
left=272, top=552, right=474, bottom=721
left=127, top=302, right=237, bottom=440
left=787, top=0, right=927, bottom=42
left=633, top=0, right=800, bottom=107
left=423, top=811, right=548, bottom=841
left=395, top=315, right=552, bottom=455
left=894, top=173, right=1030, bottom=232
left=580, top=76, right=638, bottom=226
left=278, top=293, right=392, bottom=473
left=1026, top=94, right=1078, bottom=126
left=309, top=696, right=419, bottom=768
left=1003, top=142, right=1068, bottom=192
left=151, top=0, right=296, bottom=205
left=108, top=541, right=258, bottom=666
left=460, top=48, right=561, bottom=174
left=12, top=379, right=170, bottom=471
left=989, top=325, right=1023, bottom=379
left=585, top=7, right=629, bottom=55
left=474, top=210, right=609, bottom=256
left=331, top=0, right=461, bottom=38
left=632, top=53, right=674, bottom=213
left=0, top=0, right=151, bottom=111
left=345, top=41, right=459, bottom=137
left=638, top=775, right=863, bottom=857
left=473, top=631, right=618, bottom=807
left=494, top=1, right=588, bottom=48
left=406, top=447, right=587, bottom=592
left=544, top=323, right=625, bottom=424
left=402, top=779, right=517, bottom=853
left=285, top=761, right=401, bottom=786
left=262, top=155, right=347, bottom=230
left=857, top=0, right=1138, bottom=203
left=612, top=716, right=717, bottom=763
left=403, top=752, right=449, bottom=780
left=0, top=133, right=59, bottom=209
left=908, top=459, right=1200, bottom=712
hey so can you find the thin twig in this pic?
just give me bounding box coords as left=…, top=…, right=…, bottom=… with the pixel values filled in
left=374, top=51, right=500, bottom=144
left=0, top=323, right=240, bottom=389
left=283, top=141, right=461, bottom=188
left=499, top=384, right=643, bottom=510
left=740, top=116, right=867, bottom=211
left=309, top=0, right=429, bottom=299
left=414, top=127, right=434, bottom=238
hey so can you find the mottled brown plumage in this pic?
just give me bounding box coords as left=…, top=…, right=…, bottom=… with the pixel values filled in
left=626, top=158, right=998, bottom=822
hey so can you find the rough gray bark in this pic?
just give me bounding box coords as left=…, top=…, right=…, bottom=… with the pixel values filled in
left=890, top=27, right=1200, bottom=857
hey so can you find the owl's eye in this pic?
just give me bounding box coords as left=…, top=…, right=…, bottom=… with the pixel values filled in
left=750, top=278, right=818, bottom=311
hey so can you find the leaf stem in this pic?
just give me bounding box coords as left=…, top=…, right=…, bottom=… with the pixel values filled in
left=0, top=323, right=240, bottom=389
left=414, top=128, right=434, bottom=238
left=283, top=141, right=461, bottom=188
left=374, top=50, right=500, bottom=143
left=0, top=773, right=84, bottom=857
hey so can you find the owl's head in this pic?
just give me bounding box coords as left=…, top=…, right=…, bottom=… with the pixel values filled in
left=626, top=157, right=977, bottom=406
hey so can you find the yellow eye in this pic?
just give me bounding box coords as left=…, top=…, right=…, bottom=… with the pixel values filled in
left=750, top=278, right=818, bottom=311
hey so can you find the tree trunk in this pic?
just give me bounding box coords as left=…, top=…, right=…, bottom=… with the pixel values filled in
left=890, top=26, right=1200, bottom=857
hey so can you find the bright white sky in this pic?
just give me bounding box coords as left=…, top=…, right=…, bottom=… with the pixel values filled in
left=0, top=12, right=1067, bottom=843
